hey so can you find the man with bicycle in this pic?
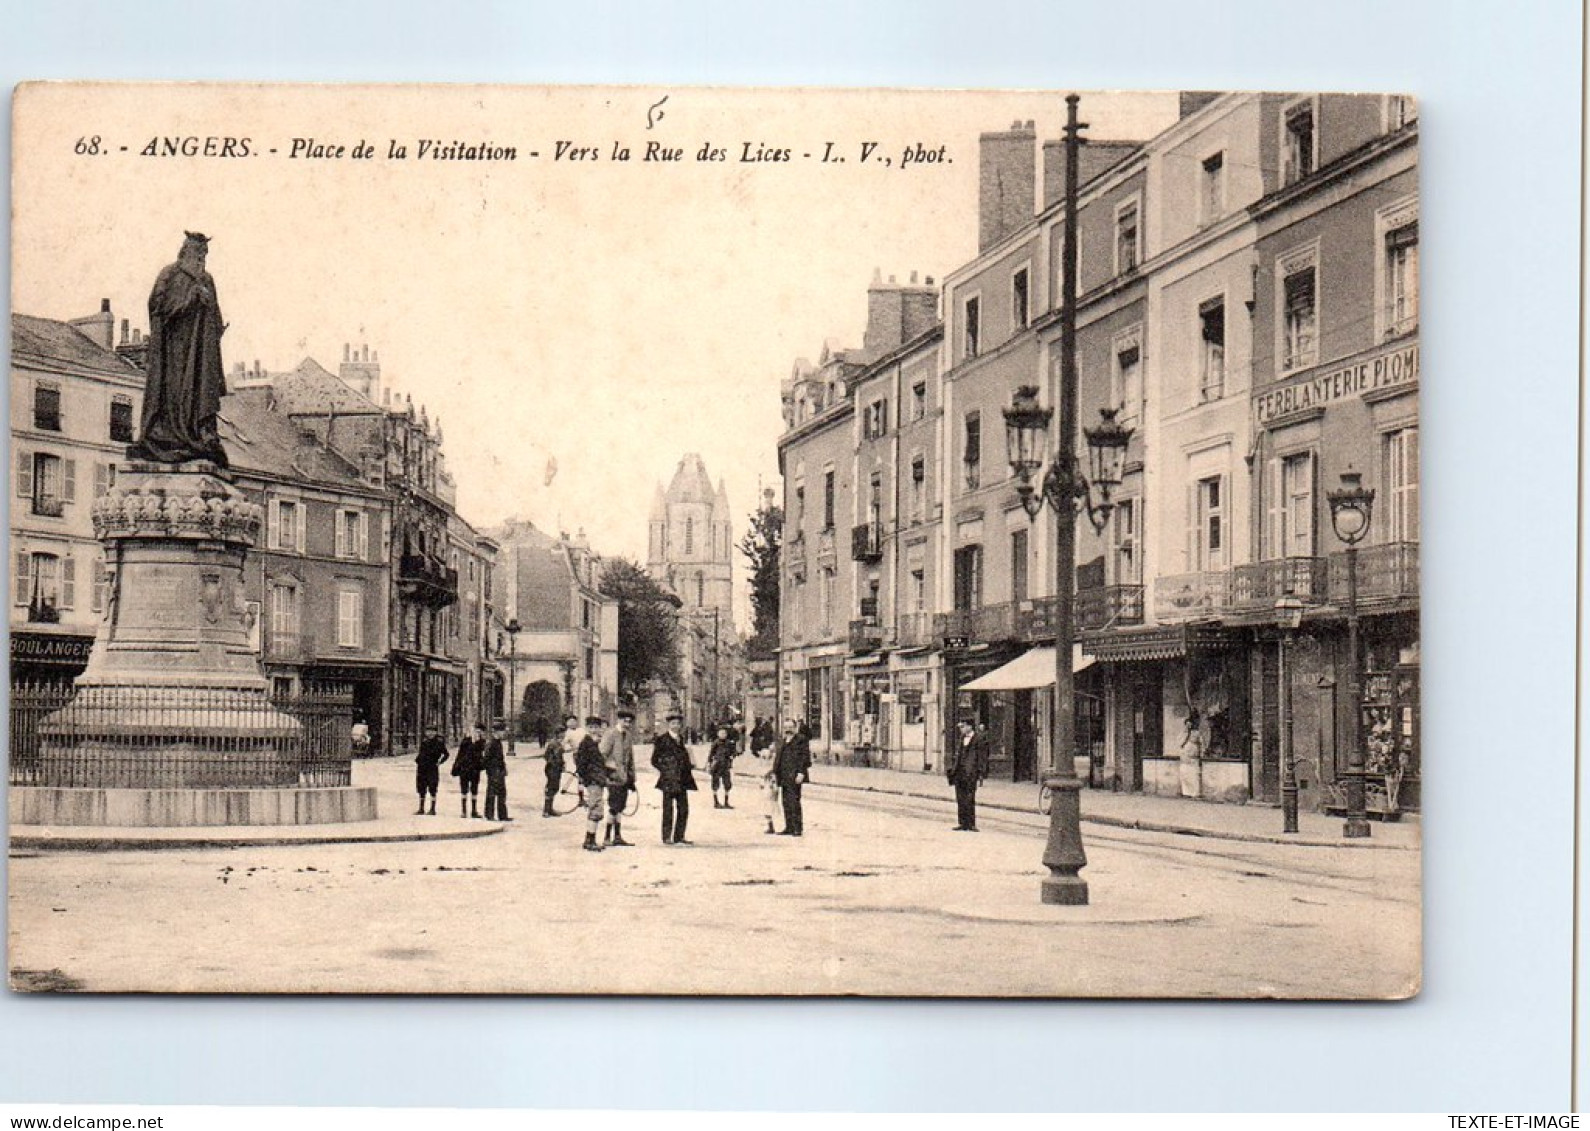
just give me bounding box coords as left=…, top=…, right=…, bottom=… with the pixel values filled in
left=542, top=713, right=580, bottom=818
left=601, top=709, right=638, bottom=847
left=576, top=715, right=609, bottom=852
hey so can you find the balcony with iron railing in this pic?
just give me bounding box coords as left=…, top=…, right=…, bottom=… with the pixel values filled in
left=1328, top=542, right=1420, bottom=603
left=1153, top=570, right=1233, bottom=622
left=851, top=522, right=883, bottom=563
left=848, top=614, right=884, bottom=654
left=26, top=600, right=60, bottom=624
left=935, top=601, right=1017, bottom=644
left=1229, top=557, right=1328, bottom=608
left=1075, top=585, right=1146, bottom=631
left=399, top=553, right=459, bottom=608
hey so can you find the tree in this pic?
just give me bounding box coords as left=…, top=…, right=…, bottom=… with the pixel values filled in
left=598, top=557, right=681, bottom=697
left=739, top=498, right=782, bottom=659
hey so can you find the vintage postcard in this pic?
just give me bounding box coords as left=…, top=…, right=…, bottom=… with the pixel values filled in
left=7, top=84, right=1420, bottom=996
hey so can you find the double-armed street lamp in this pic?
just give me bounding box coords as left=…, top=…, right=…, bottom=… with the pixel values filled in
left=1001, top=93, right=1134, bottom=907
left=1326, top=470, right=1375, bottom=839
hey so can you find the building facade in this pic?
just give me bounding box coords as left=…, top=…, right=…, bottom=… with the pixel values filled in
left=775, top=92, right=1420, bottom=814
left=489, top=519, right=619, bottom=742
left=10, top=306, right=144, bottom=687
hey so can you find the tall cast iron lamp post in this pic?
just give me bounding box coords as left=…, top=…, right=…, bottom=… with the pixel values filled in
left=1275, top=595, right=1305, bottom=834
left=505, top=617, right=521, bottom=758
left=1326, top=470, right=1374, bottom=838
left=1004, top=386, right=1131, bottom=905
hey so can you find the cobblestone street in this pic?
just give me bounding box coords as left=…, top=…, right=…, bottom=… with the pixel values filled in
left=9, top=751, right=1420, bottom=997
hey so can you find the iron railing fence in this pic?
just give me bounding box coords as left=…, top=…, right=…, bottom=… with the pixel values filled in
left=9, top=682, right=354, bottom=789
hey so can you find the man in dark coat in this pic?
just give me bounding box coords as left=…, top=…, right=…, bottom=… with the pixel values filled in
left=575, top=716, right=609, bottom=851
left=481, top=724, right=511, bottom=821
left=948, top=718, right=990, bottom=832
left=651, top=711, right=697, bottom=845
left=415, top=725, right=449, bottom=815
left=128, top=232, right=230, bottom=467
left=771, top=718, right=812, bottom=836
left=451, top=723, right=485, bottom=818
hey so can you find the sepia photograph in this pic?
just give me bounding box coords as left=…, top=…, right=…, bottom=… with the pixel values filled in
left=6, top=82, right=1420, bottom=998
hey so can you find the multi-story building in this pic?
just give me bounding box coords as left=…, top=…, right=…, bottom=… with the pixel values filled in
left=9, top=305, right=144, bottom=687
left=778, top=275, right=941, bottom=764
left=775, top=92, right=1419, bottom=814
left=237, top=346, right=484, bottom=751
left=219, top=388, right=391, bottom=738
left=489, top=519, right=618, bottom=741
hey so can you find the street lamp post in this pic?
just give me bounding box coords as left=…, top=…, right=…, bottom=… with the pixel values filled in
left=1275, top=596, right=1305, bottom=835
left=1326, top=470, right=1375, bottom=839
left=1001, top=91, right=1132, bottom=908
left=505, top=616, right=521, bottom=757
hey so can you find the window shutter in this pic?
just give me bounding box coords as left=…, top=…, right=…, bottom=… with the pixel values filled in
left=63, top=460, right=77, bottom=504
left=335, top=512, right=349, bottom=558
left=267, top=500, right=280, bottom=549
left=16, top=452, right=32, bottom=500
left=15, top=551, right=32, bottom=606
left=91, top=557, right=104, bottom=613
left=1305, top=451, right=1318, bottom=556
left=61, top=557, right=76, bottom=609
left=358, top=512, right=370, bottom=561
left=1186, top=484, right=1197, bottom=570
left=1265, top=458, right=1280, bottom=560
left=295, top=504, right=307, bottom=556
left=95, top=463, right=109, bottom=498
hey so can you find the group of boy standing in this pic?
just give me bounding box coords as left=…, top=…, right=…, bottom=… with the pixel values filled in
left=413, top=722, right=511, bottom=821
left=412, top=711, right=817, bottom=845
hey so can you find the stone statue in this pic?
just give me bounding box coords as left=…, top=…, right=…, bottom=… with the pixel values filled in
left=127, top=231, right=229, bottom=467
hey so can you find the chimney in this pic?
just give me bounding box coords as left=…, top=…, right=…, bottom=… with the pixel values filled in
left=69, top=299, right=116, bottom=350
left=979, top=120, right=1037, bottom=252
left=1179, top=92, right=1222, bottom=119
left=865, top=271, right=941, bottom=354
left=1042, top=138, right=1145, bottom=209
left=120, top=318, right=130, bottom=345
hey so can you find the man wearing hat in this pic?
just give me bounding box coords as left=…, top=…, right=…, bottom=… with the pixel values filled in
left=651, top=710, right=697, bottom=845
left=600, top=709, right=638, bottom=847
left=948, top=718, right=990, bottom=832
left=481, top=722, right=511, bottom=821
left=575, top=715, right=609, bottom=851
left=771, top=717, right=812, bottom=836
left=415, top=724, right=449, bottom=816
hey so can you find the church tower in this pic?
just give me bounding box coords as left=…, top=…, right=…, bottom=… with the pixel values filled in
left=647, top=453, right=733, bottom=617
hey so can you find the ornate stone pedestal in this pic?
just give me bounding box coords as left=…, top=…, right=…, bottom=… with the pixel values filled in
left=13, top=462, right=377, bottom=826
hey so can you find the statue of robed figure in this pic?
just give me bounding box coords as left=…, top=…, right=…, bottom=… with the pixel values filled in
left=127, top=231, right=230, bottom=467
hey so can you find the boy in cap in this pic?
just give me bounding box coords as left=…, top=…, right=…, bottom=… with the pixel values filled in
left=601, top=709, right=638, bottom=847
left=575, top=715, right=609, bottom=851
left=708, top=725, right=738, bottom=809
left=481, top=722, right=511, bottom=821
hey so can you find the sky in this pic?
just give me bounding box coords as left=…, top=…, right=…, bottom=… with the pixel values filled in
left=11, top=84, right=1180, bottom=628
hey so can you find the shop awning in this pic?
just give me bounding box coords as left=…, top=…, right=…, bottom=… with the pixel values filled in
left=961, top=645, right=1093, bottom=691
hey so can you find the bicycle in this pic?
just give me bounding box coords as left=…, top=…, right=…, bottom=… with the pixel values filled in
left=549, top=773, right=640, bottom=817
